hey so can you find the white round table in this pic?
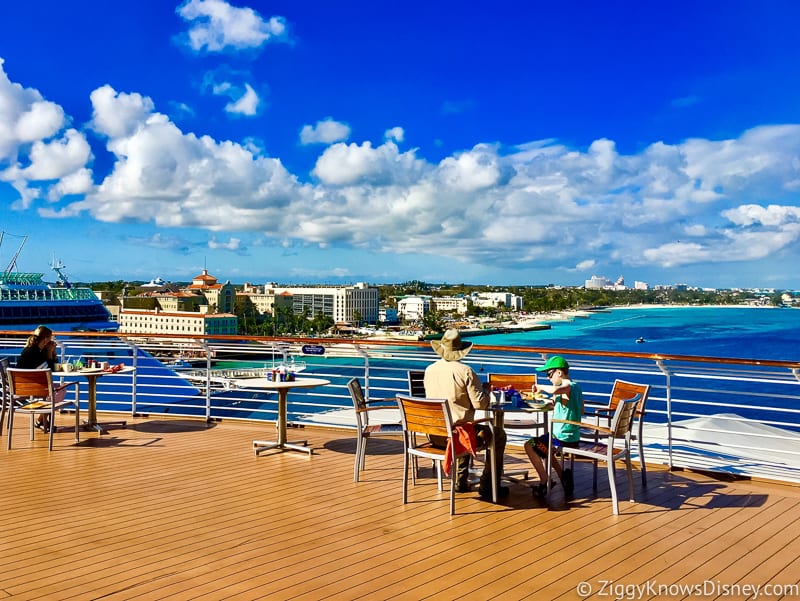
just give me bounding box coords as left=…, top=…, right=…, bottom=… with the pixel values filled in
left=243, top=377, right=330, bottom=456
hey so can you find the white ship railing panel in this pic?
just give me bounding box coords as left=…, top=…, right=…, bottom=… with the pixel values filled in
left=1, top=331, right=798, bottom=483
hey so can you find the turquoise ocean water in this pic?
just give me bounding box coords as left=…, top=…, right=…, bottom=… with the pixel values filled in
left=172, top=306, right=800, bottom=427
left=470, top=306, right=800, bottom=362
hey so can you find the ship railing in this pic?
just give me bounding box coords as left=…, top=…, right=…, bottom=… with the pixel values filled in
left=1, top=330, right=799, bottom=484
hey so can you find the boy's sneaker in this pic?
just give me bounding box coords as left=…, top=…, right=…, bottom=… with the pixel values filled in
left=562, top=469, right=574, bottom=500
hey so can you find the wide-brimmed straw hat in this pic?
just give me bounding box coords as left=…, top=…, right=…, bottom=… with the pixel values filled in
left=431, top=329, right=473, bottom=361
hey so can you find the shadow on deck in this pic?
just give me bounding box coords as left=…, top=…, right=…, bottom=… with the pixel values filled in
left=2, top=414, right=799, bottom=600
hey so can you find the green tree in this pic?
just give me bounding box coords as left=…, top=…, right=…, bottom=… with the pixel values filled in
left=422, top=310, right=445, bottom=334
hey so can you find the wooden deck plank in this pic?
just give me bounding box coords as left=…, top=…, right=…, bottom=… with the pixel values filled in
left=2, top=415, right=799, bottom=600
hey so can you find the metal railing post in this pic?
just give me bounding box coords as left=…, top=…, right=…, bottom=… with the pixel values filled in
left=655, top=359, right=673, bottom=470
left=354, top=345, right=370, bottom=399
left=199, top=339, right=212, bottom=421
left=124, top=338, right=139, bottom=416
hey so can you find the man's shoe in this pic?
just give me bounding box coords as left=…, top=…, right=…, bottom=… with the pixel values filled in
left=479, top=485, right=509, bottom=501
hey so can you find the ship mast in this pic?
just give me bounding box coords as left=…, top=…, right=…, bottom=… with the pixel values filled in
left=50, top=255, right=72, bottom=288
left=1, top=232, right=27, bottom=274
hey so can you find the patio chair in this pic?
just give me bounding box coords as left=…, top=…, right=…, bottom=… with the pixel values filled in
left=6, top=367, right=81, bottom=451
left=397, top=394, right=496, bottom=515
left=487, top=372, right=537, bottom=393
left=583, top=380, right=651, bottom=485
left=486, top=372, right=539, bottom=481
left=548, top=393, right=640, bottom=515
left=347, top=377, right=402, bottom=482
left=407, top=370, right=426, bottom=397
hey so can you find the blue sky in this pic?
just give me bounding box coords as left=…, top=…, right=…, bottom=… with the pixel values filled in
left=2, top=0, right=800, bottom=288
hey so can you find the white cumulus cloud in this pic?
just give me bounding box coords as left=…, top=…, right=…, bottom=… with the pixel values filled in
left=209, top=236, right=242, bottom=250
left=300, top=118, right=351, bottom=145
left=177, top=0, right=288, bottom=52
left=224, top=83, right=260, bottom=116
left=384, top=127, right=404, bottom=143
left=5, top=49, right=800, bottom=283
left=0, top=57, right=65, bottom=163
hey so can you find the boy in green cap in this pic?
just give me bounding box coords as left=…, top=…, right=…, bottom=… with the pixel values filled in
left=524, top=355, right=583, bottom=499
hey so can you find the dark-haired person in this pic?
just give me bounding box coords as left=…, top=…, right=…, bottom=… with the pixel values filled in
left=524, top=355, right=583, bottom=499
left=17, top=325, right=59, bottom=430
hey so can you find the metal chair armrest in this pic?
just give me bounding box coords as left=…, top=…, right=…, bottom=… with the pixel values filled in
left=358, top=405, right=397, bottom=413
left=365, top=397, right=398, bottom=405
left=55, top=381, right=80, bottom=392
left=563, top=419, right=612, bottom=435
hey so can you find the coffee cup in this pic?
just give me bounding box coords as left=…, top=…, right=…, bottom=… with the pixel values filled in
left=63, top=363, right=74, bottom=372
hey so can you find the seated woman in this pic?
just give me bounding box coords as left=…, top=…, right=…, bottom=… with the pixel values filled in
left=524, top=356, right=583, bottom=500
left=17, top=325, right=59, bottom=430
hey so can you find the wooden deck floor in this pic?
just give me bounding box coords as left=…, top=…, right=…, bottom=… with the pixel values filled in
left=2, top=414, right=799, bottom=601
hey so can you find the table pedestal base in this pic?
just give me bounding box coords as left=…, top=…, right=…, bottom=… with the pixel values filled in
left=83, top=419, right=127, bottom=435
left=253, top=439, right=312, bottom=456
left=248, top=379, right=331, bottom=458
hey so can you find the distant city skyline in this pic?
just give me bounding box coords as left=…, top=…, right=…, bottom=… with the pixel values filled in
left=2, top=1, right=800, bottom=289
left=104, top=269, right=793, bottom=293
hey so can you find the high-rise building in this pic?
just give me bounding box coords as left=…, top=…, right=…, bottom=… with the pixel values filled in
left=268, top=282, right=379, bottom=324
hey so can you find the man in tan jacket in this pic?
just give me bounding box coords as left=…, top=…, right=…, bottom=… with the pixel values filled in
left=424, top=329, right=508, bottom=501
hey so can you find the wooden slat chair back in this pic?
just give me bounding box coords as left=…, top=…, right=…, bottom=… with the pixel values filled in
left=6, top=368, right=81, bottom=451
left=347, top=377, right=402, bottom=482
left=397, top=394, right=495, bottom=515
left=550, top=393, right=640, bottom=515
left=487, top=373, right=537, bottom=393
left=407, top=370, right=426, bottom=397
left=585, top=379, right=651, bottom=485
left=486, top=372, right=538, bottom=481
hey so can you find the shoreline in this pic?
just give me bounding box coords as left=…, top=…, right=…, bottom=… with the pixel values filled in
left=459, top=304, right=788, bottom=339
left=361, top=303, right=787, bottom=342
left=608, top=303, right=783, bottom=310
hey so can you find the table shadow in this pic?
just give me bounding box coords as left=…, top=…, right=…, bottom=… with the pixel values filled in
left=131, top=419, right=217, bottom=434
left=323, top=437, right=404, bottom=456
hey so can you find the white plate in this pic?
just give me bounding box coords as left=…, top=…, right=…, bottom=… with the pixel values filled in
left=525, top=401, right=550, bottom=409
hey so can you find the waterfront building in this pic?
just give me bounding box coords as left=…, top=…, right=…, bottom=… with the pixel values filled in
left=185, top=269, right=236, bottom=313
left=379, top=306, right=398, bottom=324
left=430, top=296, right=468, bottom=315
left=235, top=284, right=293, bottom=316
left=126, top=290, right=204, bottom=313
left=585, top=275, right=612, bottom=289
left=471, top=291, right=523, bottom=310
left=268, top=282, right=378, bottom=324
left=397, top=296, right=430, bottom=321
left=585, top=275, right=627, bottom=290
left=118, top=307, right=238, bottom=335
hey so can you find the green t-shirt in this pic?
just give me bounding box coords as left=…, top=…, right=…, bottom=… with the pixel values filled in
left=552, top=380, right=583, bottom=443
